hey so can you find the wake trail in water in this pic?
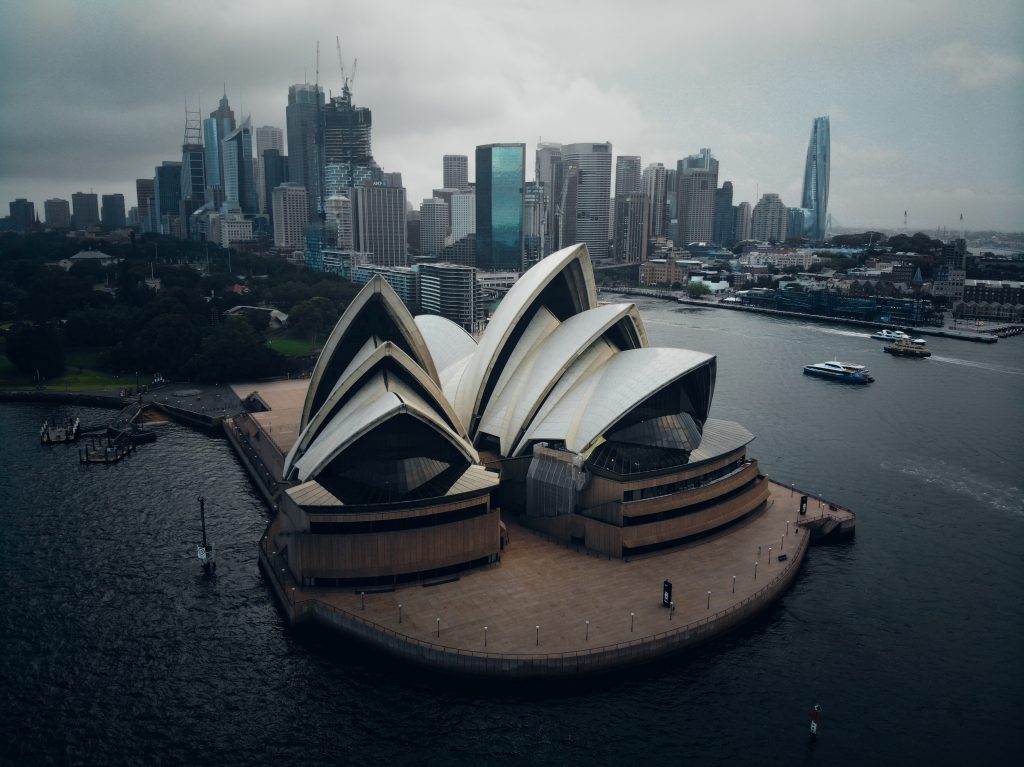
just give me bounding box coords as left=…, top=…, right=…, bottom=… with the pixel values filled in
left=929, top=356, right=1024, bottom=375
left=895, top=460, right=1024, bottom=518
left=812, top=327, right=872, bottom=339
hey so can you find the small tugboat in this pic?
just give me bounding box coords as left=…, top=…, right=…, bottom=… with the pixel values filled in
left=803, top=360, right=875, bottom=384
left=884, top=337, right=931, bottom=357
left=40, top=415, right=80, bottom=445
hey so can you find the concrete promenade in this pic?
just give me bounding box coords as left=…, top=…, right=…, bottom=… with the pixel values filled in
left=261, top=481, right=848, bottom=677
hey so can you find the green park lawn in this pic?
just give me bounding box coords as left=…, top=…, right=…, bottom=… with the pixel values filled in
left=268, top=336, right=321, bottom=357
left=0, top=347, right=125, bottom=392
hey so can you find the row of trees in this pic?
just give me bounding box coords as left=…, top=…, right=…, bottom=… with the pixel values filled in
left=0, top=232, right=360, bottom=384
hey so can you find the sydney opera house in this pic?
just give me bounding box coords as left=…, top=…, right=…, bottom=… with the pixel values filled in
left=256, top=243, right=771, bottom=589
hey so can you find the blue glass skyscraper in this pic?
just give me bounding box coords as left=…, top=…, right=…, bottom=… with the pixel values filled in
left=475, top=143, right=525, bottom=272
left=802, top=116, right=830, bottom=241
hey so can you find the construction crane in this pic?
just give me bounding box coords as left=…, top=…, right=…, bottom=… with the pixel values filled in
left=335, top=36, right=357, bottom=96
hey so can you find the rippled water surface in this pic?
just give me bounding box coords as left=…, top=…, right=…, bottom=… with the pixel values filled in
left=2, top=303, right=1022, bottom=765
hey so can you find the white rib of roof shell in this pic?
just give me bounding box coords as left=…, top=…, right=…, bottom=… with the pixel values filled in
left=452, top=243, right=597, bottom=433
left=284, top=340, right=466, bottom=478
left=299, top=275, right=440, bottom=432
left=478, top=303, right=647, bottom=455
left=517, top=347, right=715, bottom=456
left=476, top=306, right=560, bottom=440
left=292, top=370, right=478, bottom=483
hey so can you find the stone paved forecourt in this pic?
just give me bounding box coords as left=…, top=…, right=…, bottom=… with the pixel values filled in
left=257, top=481, right=849, bottom=678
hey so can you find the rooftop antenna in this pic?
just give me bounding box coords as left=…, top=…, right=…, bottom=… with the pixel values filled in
left=903, top=210, right=908, bottom=233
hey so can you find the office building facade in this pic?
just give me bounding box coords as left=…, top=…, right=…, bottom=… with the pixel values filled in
left=101, top=194, right=126, bottom=230
left=273, top=183, right=309, bottom=249
left=286, top=83, right=325, bottom=222
left=475, top=143, right=525, bottom=272
left=443, top=154, right=470, bottom=190
left=44, top=198, right=71, bottom=229
left=222, top=118, right=258, bottom=214
left=71, top=192, right=100, bottom=230
left=713, top=182, right=734, bottom=246
left=353, top=184, right=408, bottom=267
left=676, top=149, right=718, bottom=245
left=751, top=193, right=788, bottom=242
left=642, top=163, right=666, bottom=239
left=561, top=142, right=612, bottom=260
left=802, top=116, right=830, bottom=241
left=203, top=93, right=236, bottom=192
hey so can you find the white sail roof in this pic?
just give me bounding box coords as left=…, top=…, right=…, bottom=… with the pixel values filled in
left=452, top=244, right=597, bottom=433
left=519, top=347, right=715, bottom=456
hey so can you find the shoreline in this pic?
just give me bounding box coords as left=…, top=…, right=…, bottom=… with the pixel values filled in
left=602, top=287, right=1008, bottom=343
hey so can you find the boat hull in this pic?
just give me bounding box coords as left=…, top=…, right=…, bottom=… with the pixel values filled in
left=803, top=367, right=873, bottom=384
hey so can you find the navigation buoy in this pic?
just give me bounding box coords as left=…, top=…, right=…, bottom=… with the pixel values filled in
left=809, top=704, right=822, bottom=737
left=196, top=496, right=216, bottom=574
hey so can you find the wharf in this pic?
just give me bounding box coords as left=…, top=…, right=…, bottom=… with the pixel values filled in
left=259, top=481, right=854, bottom=678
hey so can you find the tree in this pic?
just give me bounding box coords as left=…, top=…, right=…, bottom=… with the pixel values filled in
left=288, top=297, right=339, bottom=341
left=4, top=323, right=64, bottom=378
left=132, top=314, right=201, bottom=375
left=191, top=316, right=284, bottom=383
left=686, top=281, right=712, bottom=299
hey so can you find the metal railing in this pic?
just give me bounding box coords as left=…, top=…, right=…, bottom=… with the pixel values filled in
left=260, top=527, right=809, bottom=674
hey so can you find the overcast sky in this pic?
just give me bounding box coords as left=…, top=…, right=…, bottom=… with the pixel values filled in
left=2, top=0, right=1022, bottom=232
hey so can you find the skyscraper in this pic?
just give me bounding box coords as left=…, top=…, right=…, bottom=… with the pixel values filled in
left=101, top=194, right=126, bottom=230
left=321, top=83, right=380, bottom=194
left=475, top=143, right=525, bottom=272
left=734, top=201, right=752, bottom=242
left=352, top=184, right=408, bottom=267
left=262, top=148, right=289, bottom=227
left=536, top=142, right=562, bottom=255
left=802, top=116, right=830, bottom=242
left=443, top=155, right=469, bottom=190
left=612, top=191, right=650, bottom=264
left=222, top=118, right=257, bottom=214
left=9, top=199, right=35, bottom=232
left=153, top=162, right=182, bottom=234
left=641, top=163, right=666, bottom=239
left=203, top=92, right=236, bottom=192
left=713, top=182, right=734, bottom=246
left=272, top=183, right=309, bottom=249
left=561, top=142, right=612, bottom=260
left=447, top=190, right=475, bottom=243
left=71, top=192, right=100, bottom=230
left=676, top=148, right=718, bottom=245
left=286, top=83, right=325, bottom=222
left=255, top=126, right=285, bottom=213
left=614, top=156, right=642, bottom=196
left=523, top=181, right=545, bottom=267
left=44, top=198, right=71, bottom=229
left=420, top=197, right=449, bottom=258
left=751, top=193, right=788, bottom=242
left=135, top=179, right=155, bottom=232
left=324, top=194, right=354, bottom=250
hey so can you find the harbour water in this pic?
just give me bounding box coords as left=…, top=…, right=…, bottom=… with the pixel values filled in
left=2, top=303, right=1022, bottom=765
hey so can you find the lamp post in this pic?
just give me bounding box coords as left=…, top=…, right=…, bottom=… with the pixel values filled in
left=585, top=620, right=590, bottom=640
left=436, top=617, right=440, bottom=637
left=535, top=625, right=540, bottom=646
left=754, top=561, right=758, bottom=580
left=732, top=575, right=736, bottom=594
left=630, top=612, right=635, bottom=632
left=398, top=604, right=402, bottom=623
left=768, top=547, right=772, bottom=563
left=484, top=626, right=488, bottom=648
left=706, top=591, right=711, bottom=609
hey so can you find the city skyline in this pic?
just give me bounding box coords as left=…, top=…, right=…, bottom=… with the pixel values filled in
left=1, top=0, right=1022, bottom=232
